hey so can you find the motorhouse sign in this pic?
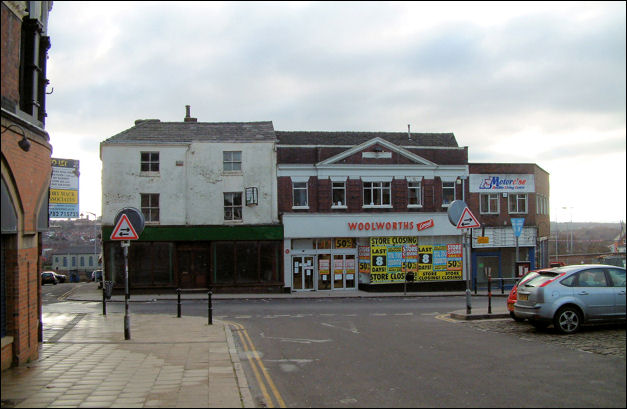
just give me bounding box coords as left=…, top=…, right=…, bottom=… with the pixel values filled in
left=469, top=174, right=535, bottom=193
left=283, top=213, right=460, bottom=238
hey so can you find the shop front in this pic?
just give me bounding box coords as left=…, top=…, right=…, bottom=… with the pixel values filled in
left=283, top=214, right=465, bottom=292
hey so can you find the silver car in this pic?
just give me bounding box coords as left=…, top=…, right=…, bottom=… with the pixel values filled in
left=514, top=264, right=626, bottom=334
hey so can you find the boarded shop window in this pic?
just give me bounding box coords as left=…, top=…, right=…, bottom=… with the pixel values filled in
left=129, top=242, right=173, bottom=286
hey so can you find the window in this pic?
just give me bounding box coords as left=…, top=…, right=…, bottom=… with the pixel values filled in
left=140, top=152, right=159, bottom=172
left=576, top=269, right=608, bottom=287
left=63, top=257, right=67, bottom=267
left=80, top=257, right=84, bottom=266
left=508, top=193, right=527, bottom=214
left=224, top=192, right=242, bottom=221
left=223, top=151, right=242, bottom=172
left=480, top=193, right=499, bottom=214
left=89, top=256, right=93, bottom=266
left=19, top=11, right=51, bottom=123
left=408, top=182, right=422, bottom=207
left=293, top=182, right=308, bottom=208
left=363, top=182, right=391, bottom=207
left=332, top=182, right=346, bottom=207
left=141, top=193, right=160, bottom=222
left=536, top=194, right=549, bottom=215
left=442, top=181, right=456, bottom=206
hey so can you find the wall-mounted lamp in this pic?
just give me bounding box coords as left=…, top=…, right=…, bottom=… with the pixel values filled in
left=1, top=124, right=31, bottom=152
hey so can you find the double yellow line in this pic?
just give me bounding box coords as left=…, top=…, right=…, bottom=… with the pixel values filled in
left=228, top=321, right=286, bottom=408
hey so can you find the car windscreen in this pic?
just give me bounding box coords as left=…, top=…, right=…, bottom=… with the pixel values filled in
left=521, top=272, right=559, bottom=288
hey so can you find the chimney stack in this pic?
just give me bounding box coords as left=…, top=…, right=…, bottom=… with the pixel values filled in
left=184, top=105, right=197, bottom=122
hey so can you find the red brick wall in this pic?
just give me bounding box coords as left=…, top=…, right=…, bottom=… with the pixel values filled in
left=1, top=3, right=21, bottom=105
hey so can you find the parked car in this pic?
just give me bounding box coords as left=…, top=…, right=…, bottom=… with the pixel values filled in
left=514, top=264, right=626, bottom=334
left=53, top=272, right=67, bottom=283
left=507, top=270, right=541, bottom=321
left=41, top=271, right=58, bottom=285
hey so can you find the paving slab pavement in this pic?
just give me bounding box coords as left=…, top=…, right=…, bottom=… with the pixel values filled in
left=1, top=312, right=254, bottom=408
left=2, top=283, right=509, bottom=408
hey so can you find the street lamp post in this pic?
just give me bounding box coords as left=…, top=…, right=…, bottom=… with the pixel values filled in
left=81, top=212, right=99, bottom=285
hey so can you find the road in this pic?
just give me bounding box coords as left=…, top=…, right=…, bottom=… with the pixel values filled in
left=42, top=284, right=626, bottom=408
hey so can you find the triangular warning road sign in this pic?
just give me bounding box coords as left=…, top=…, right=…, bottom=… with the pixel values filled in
left=110, top=213, right=139, bottom=240
left=456, top=207, right=480, bottom=229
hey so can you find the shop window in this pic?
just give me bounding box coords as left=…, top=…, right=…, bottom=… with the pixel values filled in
left=292, top=182, right=308, bottom=208
left=316, top=239, right=332, bottom=249
left=128, top=242, right=173, bottom=285
left=480, top=193, right=499, bottom=214
left=140, top=152, right=159, bottom=172
left=408, top=182, right=422, bottom=207
left=214, top=242, right=235, bottom=284
left=332, top=182, right=346, bottom=207
left=363, top=182, right=391, bottom=207
left=224, top=192, right=243, bottom=221
left=141, top=193, right=160, bottom=222
left=442, top=181, right=456, bottom=206
left=260, top=242, right=280, bottom=281
left=223, top=151, right=242, bottom=172
left=236, top=242, right=258, bottom=283
left=509, top=194, right=528, bottom=214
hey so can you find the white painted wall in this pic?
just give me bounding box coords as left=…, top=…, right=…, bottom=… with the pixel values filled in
left=101, top=142, right=277, bottom=226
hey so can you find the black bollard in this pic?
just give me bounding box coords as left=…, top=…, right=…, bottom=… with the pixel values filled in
left=488, top=274, right=492, bottom=314
left=177, top=288, right=181, bottom=318
left=208, top=291, right=213, bottom=325
left=102, top=284, right=107, bottom=316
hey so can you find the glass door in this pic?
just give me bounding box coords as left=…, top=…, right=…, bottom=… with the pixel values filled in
left=318, top=254, right=331, bottom=290
left=292, top=256, right=315, bottom=291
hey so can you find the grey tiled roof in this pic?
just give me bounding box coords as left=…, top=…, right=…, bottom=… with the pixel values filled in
left=102, top=120, right=277, bottom=144
left=275, top=131, right=459, bottom=147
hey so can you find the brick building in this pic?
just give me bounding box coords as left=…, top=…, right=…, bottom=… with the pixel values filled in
left=1, top=1, right=54, bottom=370
left=466, top=163, right=550, bottom=291
left=276, top=130, right=469, bottom=292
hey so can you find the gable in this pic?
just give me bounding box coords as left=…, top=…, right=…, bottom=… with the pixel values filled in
left=317, top=137, right=436, bottom=166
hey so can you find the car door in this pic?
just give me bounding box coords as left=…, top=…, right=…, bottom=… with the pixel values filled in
left=607, top=268, right=626, bottom=318
left=573, top=268, right=615, bottom=320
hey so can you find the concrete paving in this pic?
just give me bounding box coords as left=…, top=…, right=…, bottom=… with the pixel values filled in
left=1, top=283, right=509, bottom=408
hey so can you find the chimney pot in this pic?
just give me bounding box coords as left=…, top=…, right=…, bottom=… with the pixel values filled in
left=184, top=105, right=197, bottom=122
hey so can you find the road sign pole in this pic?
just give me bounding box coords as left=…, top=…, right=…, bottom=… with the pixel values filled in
left=464, top=231, right=472, bottom=314
left=122, top=240, right=130, bottom=340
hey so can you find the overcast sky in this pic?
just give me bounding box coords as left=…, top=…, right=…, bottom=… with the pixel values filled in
left=45, top=1, right=626, bottom=223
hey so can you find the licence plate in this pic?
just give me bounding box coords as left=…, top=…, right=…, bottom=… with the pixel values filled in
left=518, top=294, right=528, bottom=301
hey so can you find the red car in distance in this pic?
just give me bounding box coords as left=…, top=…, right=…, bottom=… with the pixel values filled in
left=507, top=270, right=543, bottom=321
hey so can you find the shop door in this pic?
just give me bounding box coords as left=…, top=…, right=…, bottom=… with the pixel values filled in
left=292, top=256, right=315, bottom=291
left=177, top=246, right=209, bottom=289
left=332, top=254, right=357, bottom=290
left=476, top=255, right=500, bottom=291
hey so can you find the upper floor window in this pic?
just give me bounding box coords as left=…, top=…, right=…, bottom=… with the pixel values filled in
left=141, top=193, right=160, bottom=222
left=508, top=193, right=527, bottom=214
left=141, top=152, right=159, bottom=172
left=223, top=151, right=242, bottom=172
left=89, top=256, right=93, bottom=266
left=292, top=182, right=308, bottom=208
left=363, top=182, right=391, bottom=207
left=408, top=181, right=422, bottom=207
left=480, top=193, right=499, bottom=214
left=224, top=192, right=243, bottom=221
left=536, top=194, right=549, bottom=215
left=332, top=182, right=346, bottom=207
left=80, top=257, right=84, bottom=266
left=442, top=181, right=456, bottom=206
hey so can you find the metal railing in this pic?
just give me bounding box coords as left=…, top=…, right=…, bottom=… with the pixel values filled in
left=176, top=288, right=213, bottom=325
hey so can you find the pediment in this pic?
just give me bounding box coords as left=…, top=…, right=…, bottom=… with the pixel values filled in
left=317, top=137, right=436, bottom=166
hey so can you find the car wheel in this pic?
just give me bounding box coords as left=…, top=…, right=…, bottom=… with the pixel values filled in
left=553, top=306, right=582, bottom=334
left=510, top=311, right=525, bottom=322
